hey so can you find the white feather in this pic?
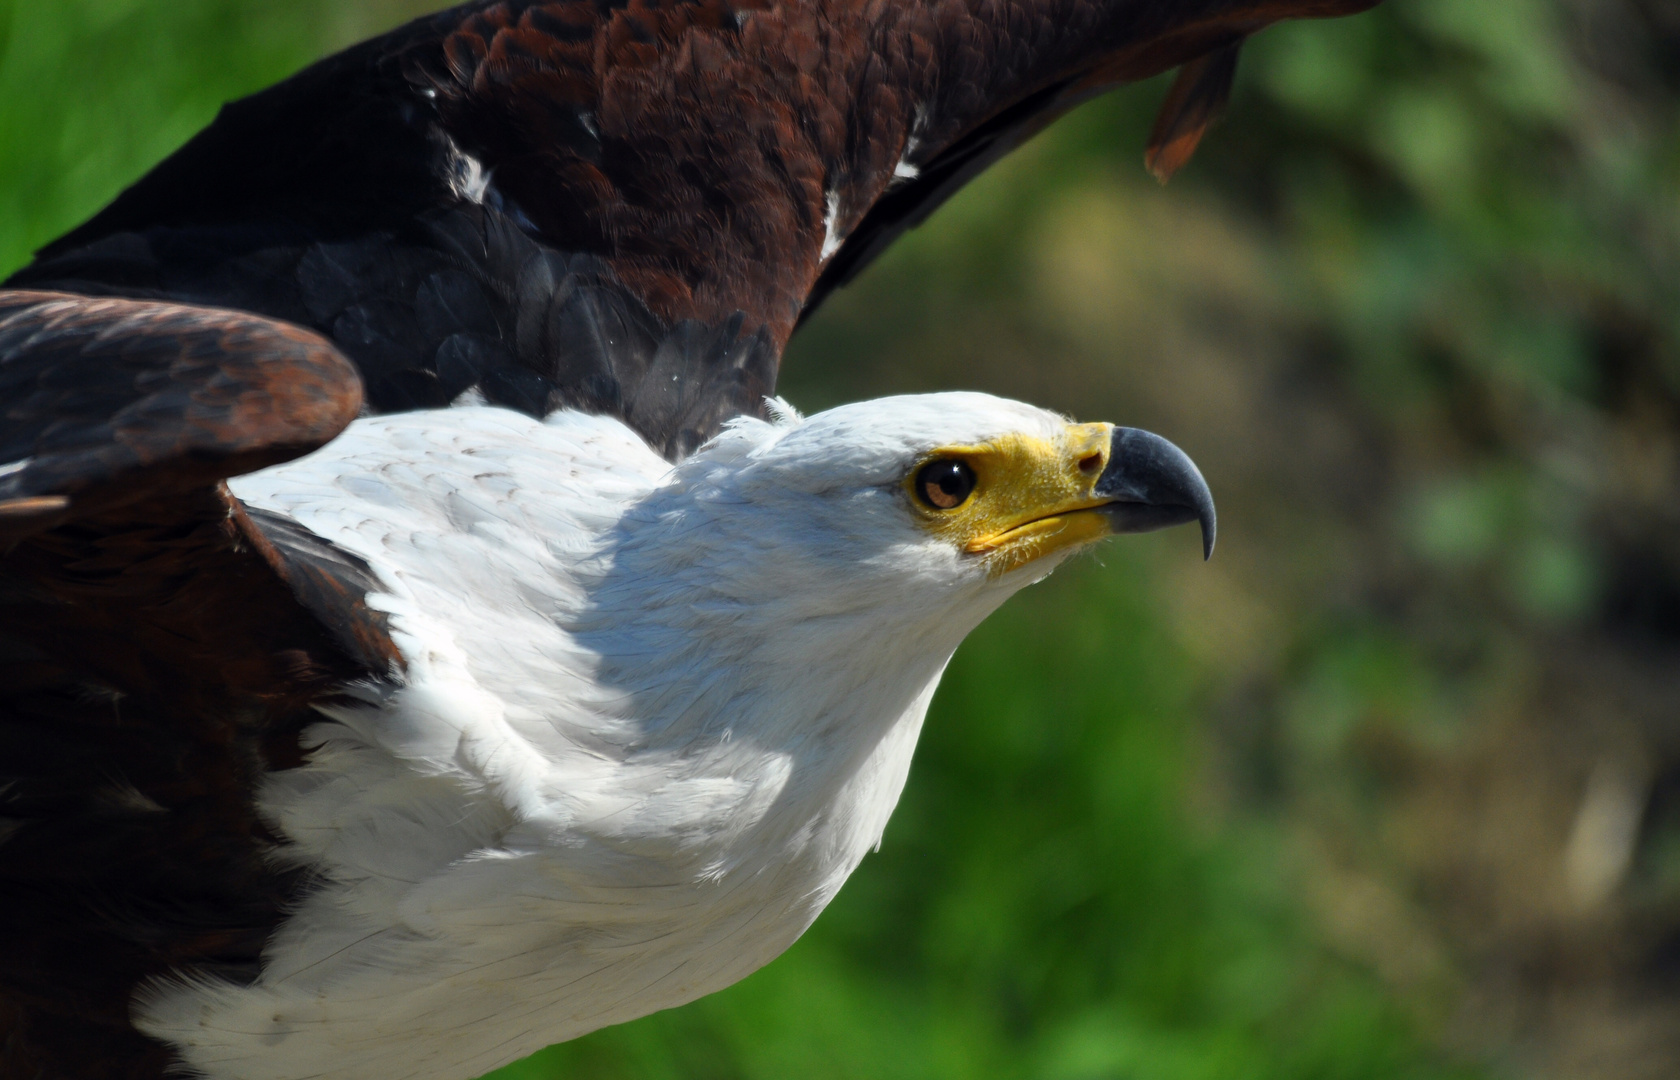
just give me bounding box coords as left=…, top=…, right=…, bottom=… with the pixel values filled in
left=893, top=106, right=928, bottom=185
left=820, top=188, right=844, bottom=260
left=143, top=396, right=1073, bottom=1080
left=443, top=135, right=493, bottom=205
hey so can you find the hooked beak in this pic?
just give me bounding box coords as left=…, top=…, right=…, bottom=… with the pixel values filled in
left=1094, top=427, right=1216, bottom=560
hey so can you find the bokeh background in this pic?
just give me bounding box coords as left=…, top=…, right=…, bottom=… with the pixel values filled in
left=4, top=1, right=1679, bottom=1077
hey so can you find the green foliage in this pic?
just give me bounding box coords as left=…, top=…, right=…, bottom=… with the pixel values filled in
left=786, top=0, right=1680, bottom=1070
left=0, top=0, right=419, bottom=274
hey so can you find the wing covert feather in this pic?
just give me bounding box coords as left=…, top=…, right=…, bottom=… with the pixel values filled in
left=0, top=291, right=362, bottom=539
left=0, top=292, right=398, bottom=1080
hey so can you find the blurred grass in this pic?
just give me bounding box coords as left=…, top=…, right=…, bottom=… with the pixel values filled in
left=7, top=0, right=1680, bottom=1077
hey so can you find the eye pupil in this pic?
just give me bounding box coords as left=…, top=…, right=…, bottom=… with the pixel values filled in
left=916, top=460, right=976, bottom=510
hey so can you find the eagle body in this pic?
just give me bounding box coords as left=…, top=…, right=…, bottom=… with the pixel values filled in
left=146, top=397, right=1059, bottom=1080
left=0, top=0, right=1377, bottom=1076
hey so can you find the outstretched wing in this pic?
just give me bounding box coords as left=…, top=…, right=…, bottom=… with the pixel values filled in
left=10, top=0, right=1381, bottom=460
left=0, top=292, right=397, bottom=1079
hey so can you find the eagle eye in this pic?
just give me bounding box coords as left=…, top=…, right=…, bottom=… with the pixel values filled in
left=916, top=460, right=976, bottom=510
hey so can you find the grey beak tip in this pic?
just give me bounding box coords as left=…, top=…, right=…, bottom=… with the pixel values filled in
left=1096, top=427, right=1217, bottom=562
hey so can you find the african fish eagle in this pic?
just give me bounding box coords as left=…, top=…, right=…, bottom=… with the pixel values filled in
left=0, top=0, right=1378, bottom=1077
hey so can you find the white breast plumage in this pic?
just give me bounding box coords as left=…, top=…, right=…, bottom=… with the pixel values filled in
left=137, top=405, right=959, bottom=1080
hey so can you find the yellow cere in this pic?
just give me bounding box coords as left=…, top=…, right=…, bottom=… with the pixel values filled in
left=905, top=423, right=1118, bottom=576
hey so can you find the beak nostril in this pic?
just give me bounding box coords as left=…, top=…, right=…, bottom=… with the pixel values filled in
left=1078, top=453, right=1103, bottom=475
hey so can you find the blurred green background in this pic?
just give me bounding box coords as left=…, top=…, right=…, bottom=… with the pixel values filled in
left=5, top=1, right=1679, bottom=1077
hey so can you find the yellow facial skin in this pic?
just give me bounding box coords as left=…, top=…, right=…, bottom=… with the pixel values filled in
left=905, top=423, right=1119, bottom=576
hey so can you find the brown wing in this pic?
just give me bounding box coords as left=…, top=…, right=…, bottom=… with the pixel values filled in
left=11, top=0, right=1383, bottom=461
left=0, top=291, right=397, bottom=1080
left=0, top=292, right=358, bottom=536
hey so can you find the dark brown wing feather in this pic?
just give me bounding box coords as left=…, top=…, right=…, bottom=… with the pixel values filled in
left=1145, top=39, right=1244, bottom=182
left=0, top=292, right=396, bottom=1079
left=0, top=292, right=360, bottom=537
left=10, top=0, right=1382, bottom=460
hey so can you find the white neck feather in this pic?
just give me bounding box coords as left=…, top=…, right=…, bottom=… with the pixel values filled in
left=148, top=405, right=1025, bottom=1080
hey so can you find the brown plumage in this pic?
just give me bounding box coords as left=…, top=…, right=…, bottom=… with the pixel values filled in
left=0, top=1, right=1380, bottom=1076
left=0, top=294, right=393, bottom=1078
